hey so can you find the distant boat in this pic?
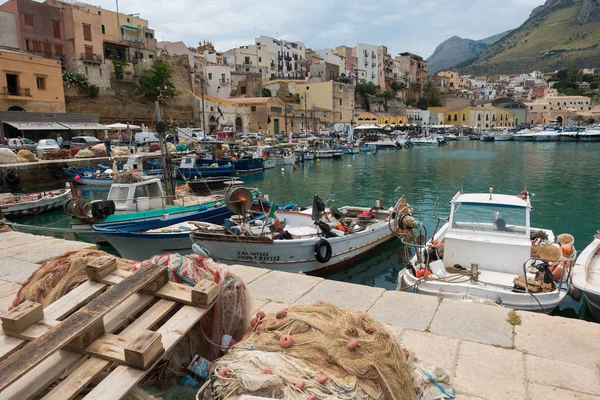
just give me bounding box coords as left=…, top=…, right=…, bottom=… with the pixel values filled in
left=175, top=155, right=235, bottom=179
left=579, top=126, right=600, bottom=142
left=494, top=132, right=514, bottom=141
left=65, top=167, right=114, bottom=186
left=533, top=126, right=561, bottom=142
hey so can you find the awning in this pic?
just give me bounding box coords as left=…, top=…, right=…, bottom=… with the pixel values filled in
left=59, top=122, right=108, bottom=130
left=121, top=24, right=140, bottom=30
left=3, top=121, right=68, bottom=130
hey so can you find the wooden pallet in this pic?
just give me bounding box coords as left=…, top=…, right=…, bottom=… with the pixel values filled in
left=0, top=257, right=218, bottom=400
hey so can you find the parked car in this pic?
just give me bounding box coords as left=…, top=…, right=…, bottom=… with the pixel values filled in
left=242, top=133, right=265, bottom=140
left=70, top=136, right=101, bottom=149
left=134, top=132, right=159, bottom=145
left=36, top=139, right=60, bottom=158
left=8, top=137, right=37, bottom=152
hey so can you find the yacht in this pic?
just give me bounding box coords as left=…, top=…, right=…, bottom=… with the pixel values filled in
left=579, top=126, right=600, bottom=142
left=533, top=126, right=561, bottom=141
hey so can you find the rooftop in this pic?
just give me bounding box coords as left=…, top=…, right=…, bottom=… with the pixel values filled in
left=225, top=97, right=271, bottom=105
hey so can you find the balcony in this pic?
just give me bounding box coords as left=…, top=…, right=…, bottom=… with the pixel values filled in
left=220, top=79, right=230, bottom=85
left=371, top=53, right=376, bottom=58
left=80, top=53, right=103, bottom=64
left=2, top=86, right=31, bottom=97
left=364, top=60, right=368, bottom=67
left=284, top=55, right=292, bottom=61
left=243, top=60, right=252, bottom=66
left=372, top=62, right=376, bottom=68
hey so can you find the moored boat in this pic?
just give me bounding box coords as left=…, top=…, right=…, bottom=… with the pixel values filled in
left=65, top=167, right=114, bottom=186
left=579, top=126, right=600, bottom=142
left=397, top=190, right=574, bottom=312
left=0, top=187, right=72, bottom=217
left=569, top=233, right=600, bottom=321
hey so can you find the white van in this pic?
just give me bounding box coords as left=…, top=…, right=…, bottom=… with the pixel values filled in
left=134, top=132, right=159, bottom=145
left=176, top=127, right=205, bottom=142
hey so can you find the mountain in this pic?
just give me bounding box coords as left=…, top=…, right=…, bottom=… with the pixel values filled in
left=458, top=0, right=600, bottom=75
left=427, top=31, right=512, bottom=74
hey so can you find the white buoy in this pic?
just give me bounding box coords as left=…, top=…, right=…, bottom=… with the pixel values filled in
left=281, top=167, right=285, bottom=172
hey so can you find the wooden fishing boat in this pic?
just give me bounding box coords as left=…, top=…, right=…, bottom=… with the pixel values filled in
left=398, top=190, right=574, bottom=312
left=569, top=233, right=600, bottom=321
left=0, top=188, right=72, bottom=217
left=64, top=167, right=113, bottom=186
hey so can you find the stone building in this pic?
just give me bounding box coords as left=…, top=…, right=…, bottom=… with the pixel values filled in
left=396, top=52, right=427, bottom=98
left=230, top=72, right=262, bottom=98
left=0, top=11, right=19, bottom=49
left=226, top=97, right=287, bottom=134
left=308, top=62, right=339, bottom=82
left=295, top=81, right=355, bottom=124
left=0, top=48, right=65, bottom=112
left=0, top=0, right=65, bottom=61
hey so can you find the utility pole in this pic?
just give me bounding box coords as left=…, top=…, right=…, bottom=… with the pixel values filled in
left=201, top=76, right=206, bottom=133
left=304, top=92, right=308, bottom=132
left=155, top=95, right=175, bottom=205
left=313, top=104, right=316, bottom=133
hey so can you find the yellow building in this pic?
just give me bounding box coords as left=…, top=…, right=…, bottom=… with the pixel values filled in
left=294, top=81, right=355, bottom=124
left=430, top=106, right=513, bottom=127
left=354, top=111, right=378, bottom=125
left=437, top=71, right=460, bottom=91
left=377, top=114, right=407, bottom=125
left=0, top=48, right=65, bottom=112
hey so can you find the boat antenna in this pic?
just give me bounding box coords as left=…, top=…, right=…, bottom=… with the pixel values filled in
left=155, top=101, right=175, bottom=205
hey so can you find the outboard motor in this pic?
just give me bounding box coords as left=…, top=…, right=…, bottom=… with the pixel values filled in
left=90, top=200, right=116, bottom=220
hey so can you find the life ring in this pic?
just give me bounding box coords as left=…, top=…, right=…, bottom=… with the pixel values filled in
left=314, top=238, right=332, bottom=263
left=5, top=170, right=19, bottom=184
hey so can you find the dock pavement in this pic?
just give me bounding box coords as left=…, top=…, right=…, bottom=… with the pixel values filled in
left=0, top=230, right=598, bottom=399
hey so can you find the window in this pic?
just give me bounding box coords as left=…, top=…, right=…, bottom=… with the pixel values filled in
left=145, top=32, right=153, bottom=39
left=339, top=98, right=342, bottom=106
left=32, top=40, right=41, bottom=52
left=240, top=86, right=247, bottom=95
left=270, top=106, right=282, bottom=113
left=453, top=115, right=457, bottom=121
left=101, top=24, right=105, bottom=34
left=5, top=74, right=19, bottom=94
left=244, top=56, right=250, bottom=64
left=55, top=44, right=63, bottom=56
left=258, top=57, right=262, bottom=62
left=208, top=73, right=212, bottom=80
left=23, top=13, right=34, bottom=27
left=36, top=76, right=46, bottom=90
left=83, top=24, right=92, bottom=41
left=221, top=74, right=225, bottom=82
left=52, top=20, right=61, bottom=39
left=25, top=39, right=31, bottom=51
left=148, top=54, right=153, bottom=59
left=43, top=43, right=52, bottom=57
left=97, top=10, right=101, bottom=15
left=85, top=45, right=93, bottom=60
left=134, top=51, right=143, bottom=59
left=251, top=106, right=257, bottom=112
left=127, top=17, right=130, bottom=22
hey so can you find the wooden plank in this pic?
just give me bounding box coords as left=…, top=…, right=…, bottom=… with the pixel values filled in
left=67, top=321, right=105, bottom=351
left=41, top=358, right=110, bottom=400
left=0, top=263, right=167, bottom=391
left=84, top=334, right=128, bottom=363
left=9, top=318, right=60, bottom=341
left=82, top=305, right=209, bottom=400
left=191, top=279, right=218, bottom=306
left=119, top=299, right=177, bottom=339
left=1, top=301, right=43, bottom=334
left=123, top=331, right=163, bottom=369
left=0, top=293, right=154, bottom=398
left=0, top=336, right=25, bottom=360
left=45, top=281, right=108, bottom=321
left=86, top=257, right=117, bottom=281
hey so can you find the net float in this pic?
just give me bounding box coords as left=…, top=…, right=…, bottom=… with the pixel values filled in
left=295, top=379, right=305, bottom=389
left=365, top=326, right=377, bottom=334
left=250, top=316, right=257, bottom=327
left=218, top=367, right=231, bottom=377
left=345, top=326, right=358, bottom=336
left=316, top=375, right=328, bottom=384
left=256, top=310, right=266, bottom=320
left=276, top=309, right=287, bottom=319
left=279, top=334, right=293, bottom=348
left=308, top=395, right=317, bottom=400
left=256, top=323, right=265, bottom=333
left=263, top=368, right=272, bottom=374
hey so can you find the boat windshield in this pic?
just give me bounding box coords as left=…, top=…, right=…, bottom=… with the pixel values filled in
left=107, top=187, right=129, bottom=202
left=451, top=203, right=527, bottom=237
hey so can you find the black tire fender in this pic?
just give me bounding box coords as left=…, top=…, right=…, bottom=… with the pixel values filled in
left=314, top=238, right=332, bottom=263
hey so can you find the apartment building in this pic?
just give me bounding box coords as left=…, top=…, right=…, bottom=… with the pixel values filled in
left=222, top=44, right=273, bottom=81
left=334, top=45, right=356, bottom=80
left=396, top=52, right=427, bottom=97
left=255, top=36, right=305, bottom=79
left=295, top=81, right=355, bottom=124
left=355, top=43, right=378, bottom=85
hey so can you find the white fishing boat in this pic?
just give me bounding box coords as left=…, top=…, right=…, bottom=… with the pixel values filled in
left=0, top=187, right=72, bottom=217
left=412, top=137, right=440, bottom=146
left=275, top=154, right=296, bottom=165
left=513, top=129, right=536, bottom=141
left=533, top=126, right=561, bottom=141
left=444, top=134, right=458, bottom=141
left=316, top=149, right=342, bottom=158
left=263, top=159, right=276, bottom=169
left=569, top=233, right=600, bottom=321
left=191, top=192, right=399, bottom=274
left=398, top=190, right=573, bottom=312
left=494, top=132, right=514, bottom=141
left=579, top=126, right=600, bottom=142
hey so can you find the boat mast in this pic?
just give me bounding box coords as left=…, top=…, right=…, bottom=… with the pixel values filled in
left=155, top=100, right=175, bottom=205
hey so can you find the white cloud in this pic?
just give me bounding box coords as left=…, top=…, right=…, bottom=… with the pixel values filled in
left=90, top=0, right=545, bottom=58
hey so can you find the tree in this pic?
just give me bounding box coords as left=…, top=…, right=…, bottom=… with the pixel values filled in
left=262, top=87, right=272, bottom=97
left=382, top=90, right=393, bottom=112
left=355, top=81, right=379, bottom=96
left=390, top=81, right=402, bottom=92
left=416, top=98, right=429, bottom=110
left=591, top=82, right=599, bottom=90
left=423, top=81, right=441, bottom=107
left=138, top=59, right=180, bottom=97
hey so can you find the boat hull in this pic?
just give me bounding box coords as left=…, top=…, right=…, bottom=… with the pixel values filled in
left=1, top=190, right=72, bottom=217
left=570, top=238, right=600, bottom=321
left=176, top=165, right=235, bottom=178
left=191, top=222, right=395, bottom=274
left=65, top=168, right=113, bottom=186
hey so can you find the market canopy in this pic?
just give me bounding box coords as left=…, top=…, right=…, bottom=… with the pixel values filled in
left=106, top=123, right=141, bottom=130
left=59, top=122, right=108, bottom=130
left=354, top=124, right=381, bottom=130
left=3, top=121, right=68, bottom=130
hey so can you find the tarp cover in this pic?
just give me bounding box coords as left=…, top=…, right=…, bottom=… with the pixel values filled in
left=59, top=122, right=108, bottom=130
left=3, top=121, right=67, bottom=130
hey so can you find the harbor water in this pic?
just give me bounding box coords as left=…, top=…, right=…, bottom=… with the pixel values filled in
left=12, top=140, right=600, bottom=321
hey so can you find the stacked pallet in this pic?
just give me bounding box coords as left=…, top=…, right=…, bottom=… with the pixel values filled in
left=0, top=256, right=218, bottom=400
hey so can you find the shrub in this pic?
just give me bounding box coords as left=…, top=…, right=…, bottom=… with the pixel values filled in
left=70, top=146, right=81, bottom=157
left=87, top=85, right=100, bottom=98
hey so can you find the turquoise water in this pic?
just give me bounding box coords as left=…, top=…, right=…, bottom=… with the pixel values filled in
left=10, top=141, right=600, bottom=321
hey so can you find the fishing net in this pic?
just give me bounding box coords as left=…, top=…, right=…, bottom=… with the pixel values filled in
left=203, top=302, right=417, bottom=400
left=91, top=144, right=108, bottom=157
left=75, top=149, right=95, bottom=158
left=114, top=170, right=145, bottom=183
left=16, top=149, right=37, bottom=163
left=113, top=146, right=131, bottom=156
left=11, top=249, right=137, bottom=308
left=129, top=254, right=250, bottom=384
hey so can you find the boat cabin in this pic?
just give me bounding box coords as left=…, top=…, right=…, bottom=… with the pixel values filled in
left=107, top=178, right=164, bottom=212
left=443, top=192, right=531, bottom=275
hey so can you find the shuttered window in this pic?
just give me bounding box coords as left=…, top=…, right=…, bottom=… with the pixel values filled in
left=43, top=43, right=52, bottom=57
left=83, top=24, right=92, bottom=41
left=23, top=13, right=34, bottom=26
left=55, top=44, right=63, bottom=56
left=32, top=41, right=41, bottom=52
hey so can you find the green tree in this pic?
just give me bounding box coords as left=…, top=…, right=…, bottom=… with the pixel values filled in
left=390, top=81, right=402, bottom=92
left=416, top=98, right=429, bottom=110
left=355, top=81, right=379, bottom=96
left=423, top=81, right=441, bottom=107
left=590, top=82, right=599, bottom=90
left=138, top=59, right=180, bottom=97
left=262, top=87, right=272, bottom=97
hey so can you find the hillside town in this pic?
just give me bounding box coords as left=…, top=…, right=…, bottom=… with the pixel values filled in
left=0, top=0, right=599, bottom=141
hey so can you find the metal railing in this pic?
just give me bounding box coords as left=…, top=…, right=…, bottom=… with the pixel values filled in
left=2, top=86, right=31, bottom=97
left=80, top=53, right=103, bottom=63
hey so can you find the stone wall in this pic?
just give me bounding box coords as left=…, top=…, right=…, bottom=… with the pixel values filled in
left=0, top=99, right=66, bottom=113
left=230, top=73, right=262, bottom=98
left=441, top=95, right=472, bottom=109
left=262, top=81, right=298, bottom=103
left=69, top=60, right=111, bottom=89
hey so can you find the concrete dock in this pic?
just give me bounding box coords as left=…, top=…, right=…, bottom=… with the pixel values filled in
left=0, top=230, right=598, bottom=399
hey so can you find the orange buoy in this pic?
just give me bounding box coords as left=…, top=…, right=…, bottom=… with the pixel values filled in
left=346, top=339, right=359, bottom=350
left=263, top=367, right=272, bottom=374
left=276, top=309, right=287, bottom=319
left=416, top=269, right=431, bottom=278
left=256, top=310, right=265, bottom=320
left=345, top=326, right=358, bottom=336
left=551, top=263, right=564, bottom=282
left=256, top=323, right=265, bottom=333
left=250, top=316, right=257, bottom=327
left=560, top=243, right=572, bottom=255
left=307, top=395, right=317, bottom=400
left=316, top=375, right=328, bottom=384
left=364, top=326, right=377, bottom=334
left=279, top=334, right=293, bottom=348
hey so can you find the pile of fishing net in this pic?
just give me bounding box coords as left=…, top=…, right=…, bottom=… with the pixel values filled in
left=129, top=254, right=250, bottom=385
left=75, top=149, right=94, bottom=158
left=11, top=249, right=136, bottom=308
left=203, top=302, right=418, bottom=400
left=91, top=143, right=108, bottom=157
left=113, top=170, right=145, bottom=183
left=0, top=148, right=19, bottom=164
left=112, top=146, right=131, bottom=156
left=16, top=149, right=37, bottom=162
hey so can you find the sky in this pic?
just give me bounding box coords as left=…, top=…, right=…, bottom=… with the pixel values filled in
left=93, top=0, right=546, bottom=59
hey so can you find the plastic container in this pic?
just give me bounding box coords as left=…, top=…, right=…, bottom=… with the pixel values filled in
left=429, top=260, right=447, bottom=278
left=221, top=334, right=232, bottom=351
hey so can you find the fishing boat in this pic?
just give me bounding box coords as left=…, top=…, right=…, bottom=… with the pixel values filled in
left=444, top=134, right=458, bottom=141
left=0, top=187, right=72, bottom=217
left=315, top=149, right=342, bottom=159
left=397, top=190, right=573, bottom=312
left=65, top=167, right=114, bottom=186
left=187, top=177, right=244, bottom=195
left=494, top=132, right=514, bottom=141
left=263, top=159, right=276, bottom=169
left=175, top=155, right=235, bottom=179
left=480, top=133, right=495, bottom=142
left=340, top=146, right=359, bottom=154
left=569, top=233, right=600, bottom=321
left=190, top=191, right=400, bottom=274
left=579, top=126, right=600, bottom=142
left=412, top=137, right=441, bottom=146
